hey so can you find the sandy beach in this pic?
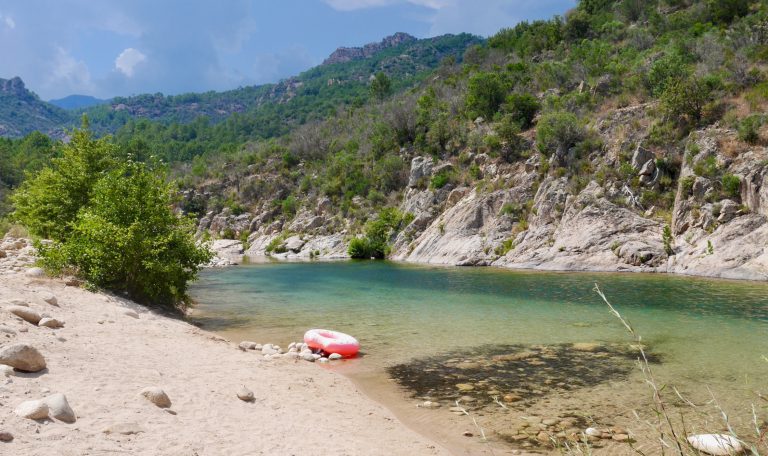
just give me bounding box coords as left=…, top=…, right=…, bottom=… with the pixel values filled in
left=0, top=238, right=448, bottom=456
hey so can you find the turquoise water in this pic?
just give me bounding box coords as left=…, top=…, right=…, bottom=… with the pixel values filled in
left=190, top=261, right=768, bottom=389
left=190, top=261, right=768, bottom=451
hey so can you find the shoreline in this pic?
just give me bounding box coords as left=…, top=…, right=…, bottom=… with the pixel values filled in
left=213, top=247, right=768, bottom=284
left=0, top=238, right=450, bottom=456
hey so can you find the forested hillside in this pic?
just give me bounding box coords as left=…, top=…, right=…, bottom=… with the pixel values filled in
left=4, top=0, right=768, bottom=281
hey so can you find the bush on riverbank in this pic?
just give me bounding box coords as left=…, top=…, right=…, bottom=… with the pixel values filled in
left=349, top=208, right=412, bottom=259
left=12, top=124, right=212, bottom=309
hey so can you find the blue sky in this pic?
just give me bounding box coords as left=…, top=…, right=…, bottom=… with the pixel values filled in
left=0, top=0, right=576, bottom=100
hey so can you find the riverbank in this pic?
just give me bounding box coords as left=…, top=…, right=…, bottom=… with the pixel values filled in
left=0, top=238, right=448, bottom=456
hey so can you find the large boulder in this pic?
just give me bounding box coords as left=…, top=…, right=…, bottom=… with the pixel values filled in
left=0, top=344, right=46, bottom=372
left=284, top=236, right=305, bottom=253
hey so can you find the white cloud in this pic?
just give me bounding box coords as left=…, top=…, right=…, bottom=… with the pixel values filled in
left=324, top=0, right=448, bottom=11
left=115, top=47, right=146, bottom=77
left=0, top=12, right=15, bottom=30
left=43, top=46, right=94, bottom=95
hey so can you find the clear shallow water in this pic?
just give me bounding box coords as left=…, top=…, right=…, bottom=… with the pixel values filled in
left=191, top=261, right=767, bottom=389
left=190, top=261, right=768, bottom=451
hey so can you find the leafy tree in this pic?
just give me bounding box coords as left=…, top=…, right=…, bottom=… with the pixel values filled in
left=12, top=127, right=117, bottom=240
left=495, top=114, right=526, bottom=162
left=370, top=72, right=393, bottom=101
left=466, top=72, right=507, bottom=120
left=13, top=126, right=211, bottom=309
left=661, top=77, right=711, bottom=126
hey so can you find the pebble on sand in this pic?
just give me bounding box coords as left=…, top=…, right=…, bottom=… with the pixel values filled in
left=39, top=291, right=58, bottom=306
left=237, top=386, right=255, bottom=402
left=0, top=431, right=13, bottom=442
left=139, top=387, right=172, bottom=408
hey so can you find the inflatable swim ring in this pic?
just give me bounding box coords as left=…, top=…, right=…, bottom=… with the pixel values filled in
left=304, top=329, right=360, bottom=358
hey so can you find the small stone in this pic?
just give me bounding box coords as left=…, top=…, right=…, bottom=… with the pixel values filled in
left=537, top=431, right=551, bottom=443
left=613, top=434, right=630, bottom=442
left=104, top=422, right=145, bottom=435
left=38, top=317, right=64, bottom=329
left=584, top=428, right=603, bottom=437
left=261, top=344, right=278, bottom=355
left=123, top=310, right=139, bottom=319
left=463, top=431, right=473, bottom=437
left=14, top=399, right=49, bottom=420
left=0, top=344, right=47, bottom=372
left=139, top=387, right=171, bottom=408
left=7, top=306, right=42, bottom=325
left=317, top=357, right=329, bottom=363
left=238, top=341, right=258, bottom=351
left=39, top=292, right=57, bottom=306
left=456, top=383, right=474, bottom=392
left=503, top=393, right=522, bottom=403
left=301, top=353, right=315, bottom=362
left=44, top=393, right=76, bottom=423
left=543, top=418, right=558, bottom=426
left=0, top=431, right=13, bottom=442
left=236, top=386, right=254, bottom=402
left=25, top=267, right=45, bottom=278
left=0, top=365, right=15, bottom=377
left=328, top=353, right=343, bottom=360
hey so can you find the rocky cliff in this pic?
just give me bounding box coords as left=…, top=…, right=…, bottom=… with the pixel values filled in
left=202, top=106, right=768, bottom=282
left=322, top=32, right=417, bottom=65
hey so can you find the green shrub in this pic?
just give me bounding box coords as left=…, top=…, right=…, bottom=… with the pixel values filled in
left=348, top=208, right=410, bottom=259
left=737, top=115, right=763, bottom=144
left=430, top=170, right=454, bottom=189
left=693, top=156, right=718, bottom=178
left=721, top=173, right=741, bottom=198
left=661, top=77, right=711, bottom=126
left=466, top=72, right=507, bottom=120
left=502, top=93, right=540, bottom=129
left=536, top=111, right=585, bottom=155
left=265, top=233, right=289, bottom=254
left=281, top=195, right=297, bottom=216
left=663, top=225, right=674, bottom=256
left=495, top=114, right=526, bottom=162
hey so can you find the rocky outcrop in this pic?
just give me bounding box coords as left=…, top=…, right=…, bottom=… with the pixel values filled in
left=323, top=33, right=417, bottom=65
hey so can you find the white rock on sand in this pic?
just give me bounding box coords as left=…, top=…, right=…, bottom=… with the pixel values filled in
left=44, top=393, right=76, bottom=423
left=39, top=291, right=58, bottom=306
left=687, top=434, right=744, bottom=456
left=14, top=399, right=49, bottom=420
left=236, top=386, right=254, bottom=402
left=0, top=343, right=47, bottom=372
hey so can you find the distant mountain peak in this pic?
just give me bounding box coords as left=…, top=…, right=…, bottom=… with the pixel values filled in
left=322, top=32, right=418, bottom=66
left=1, top=76, right=27, bottom=96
